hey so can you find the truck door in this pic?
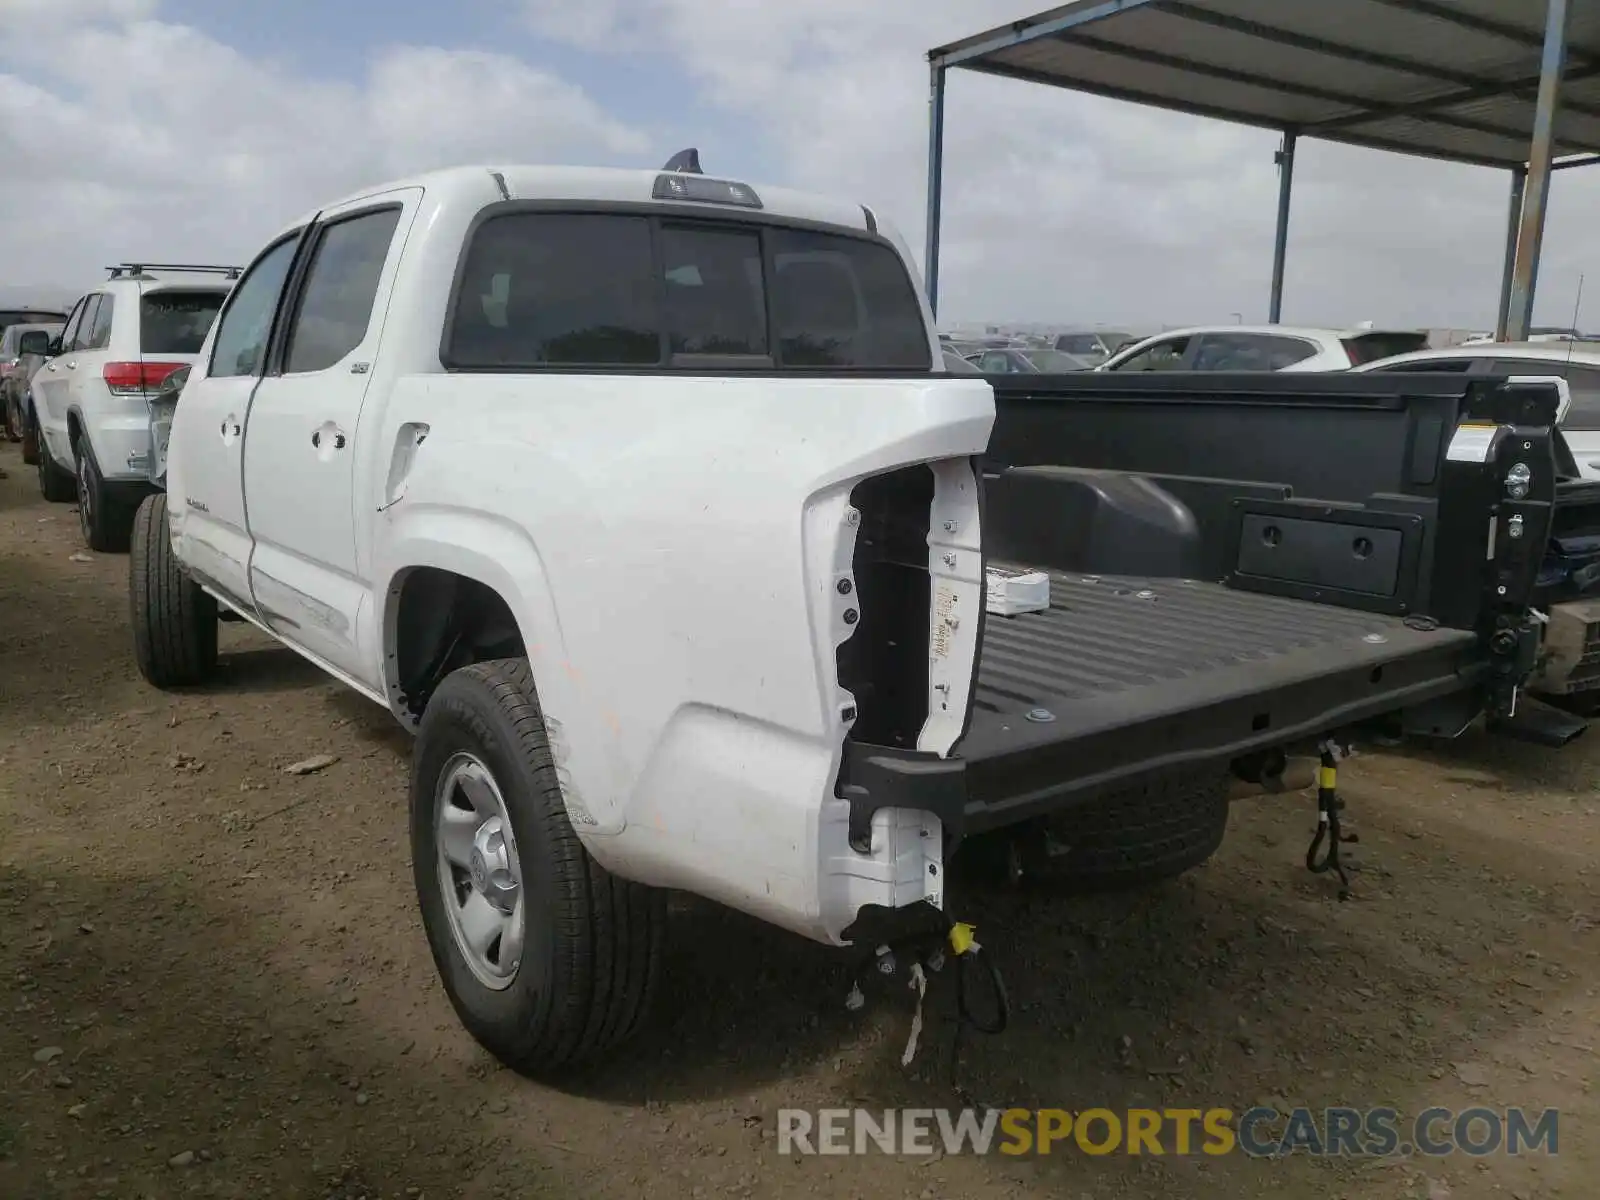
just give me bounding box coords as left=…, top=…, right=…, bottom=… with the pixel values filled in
left=165, top=232, right=306, bottom=613
left=31, top=295, right=89, bottom=468
left=241, top=188, right=418, bottom=689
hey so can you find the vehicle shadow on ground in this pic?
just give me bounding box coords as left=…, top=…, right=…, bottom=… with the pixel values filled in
left=556, top=790, right=1590, bottom=1196
left=0, top=860, right=584, bottom=1200
left=207, top=639, right=331, bottom=694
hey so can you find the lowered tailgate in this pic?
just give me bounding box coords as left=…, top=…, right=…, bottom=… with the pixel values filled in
left=958, top=569, right=1476, bottom=833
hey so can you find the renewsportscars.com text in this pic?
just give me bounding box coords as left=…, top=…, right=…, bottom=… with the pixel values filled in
left=777, top=1106, right=1560, bottom=1158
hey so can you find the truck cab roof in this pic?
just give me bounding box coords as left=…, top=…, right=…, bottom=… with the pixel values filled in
left=278, top=164, right=884, bottom=246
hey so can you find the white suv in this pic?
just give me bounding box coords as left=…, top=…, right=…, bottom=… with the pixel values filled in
left=32, top=264, right=237, bottom=550
left=1096, top=324, right=1430, bottom=373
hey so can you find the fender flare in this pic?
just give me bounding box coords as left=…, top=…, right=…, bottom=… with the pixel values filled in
left=378, top=509, right=570, bottom=707
left=377, top=509, right=621, bottom=831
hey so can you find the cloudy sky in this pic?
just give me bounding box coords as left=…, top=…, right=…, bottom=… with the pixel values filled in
left=1, top=0, right=1597, bottom=331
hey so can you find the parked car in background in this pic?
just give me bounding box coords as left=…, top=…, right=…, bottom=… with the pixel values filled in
left=968, top=346, right=1094, bottom=373
left=1098, top=325, right=1430, bottom=373
left=0, top=306, right=69, bottom=345
left=30, top=263, right=238, bottom=550
left=941, top=348, right=981, bottom=372
left=1051, top=329, right=1135, bottom=364
left=1459, top=328, right=1600, bottom=346
left=1, top=320, right=63, bottom=450
left=1354, top=341, right=1600, bottom=479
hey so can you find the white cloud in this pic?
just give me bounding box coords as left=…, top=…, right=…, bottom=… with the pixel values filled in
left=1, top=0, right=1596, bottom=330
left=524, top=0, right=1600, bottom=331
left=0, top=8, right=646, bottom=300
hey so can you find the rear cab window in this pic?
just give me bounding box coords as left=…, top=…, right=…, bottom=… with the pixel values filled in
left=443, top=208, right=932, bottom=371
left=141, top=288, right=229, bottom=355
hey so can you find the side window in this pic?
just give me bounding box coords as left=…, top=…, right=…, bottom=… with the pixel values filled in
left=208, top=234, right=302, bottom=379
left=58, top=297, right=90, bottom=352
left=1111, top=336, right=1190, bottom=372
left=85, top=294, right=115, bottom=351
left=1257, top=335, right=1319, bottom=370
left=978, top=350, right=1011, bottom=372
left=447, top=213, right=659, bottom=367
left=659, top=224, right=766, bottom=357
left=1193, top=333, right=1317, bottom=371
left=283, top=207, right=404, bottom=374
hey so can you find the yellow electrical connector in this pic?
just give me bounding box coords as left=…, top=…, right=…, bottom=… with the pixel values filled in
left=948, top=922, right=977, bottom=956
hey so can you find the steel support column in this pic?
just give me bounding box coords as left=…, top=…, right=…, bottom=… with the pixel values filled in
left=1506, top=0, right=1573, bottom=341
left=925, top=63, right=947, bottom=318
left=1268, top=130, right=1297, bottom=324
left=1495, top=165, right=1527, bottom=340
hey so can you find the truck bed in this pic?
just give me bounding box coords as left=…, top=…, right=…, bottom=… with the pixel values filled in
left=958, top=569, right=1477, bottom=832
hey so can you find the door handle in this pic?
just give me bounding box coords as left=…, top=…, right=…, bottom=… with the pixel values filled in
left=45, top=363, right=56, bottom=372
left=311, top=428, right=347, bottom=450
left=219, top=417, right=241, bottom=439
left=65, top=360, right=77, bottom=370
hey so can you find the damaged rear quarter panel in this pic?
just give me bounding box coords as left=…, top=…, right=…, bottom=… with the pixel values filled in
left=371, top=372, right=993, bottom=937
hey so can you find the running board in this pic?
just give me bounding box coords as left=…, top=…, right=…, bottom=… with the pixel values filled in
left=1489, top=697, right=1589, bottom=748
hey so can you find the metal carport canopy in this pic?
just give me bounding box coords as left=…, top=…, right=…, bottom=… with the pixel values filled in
left=925, top=0, right=1600, bottom=340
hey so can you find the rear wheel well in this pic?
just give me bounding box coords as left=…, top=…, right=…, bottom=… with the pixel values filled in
left=390, top=568, right=526, bottom=722
left=66, top=409, right=84, bottom=449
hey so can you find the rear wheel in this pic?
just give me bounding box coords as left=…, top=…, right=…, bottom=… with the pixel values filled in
left=129, top=492, right=218, bottom=687
left=18, top=399, right=39, bottom=464
left=412, top=658, right=664, bottom=1077
left=75, top=435, right=135, bottom=552
left=35, top=415, right=74, bottom=501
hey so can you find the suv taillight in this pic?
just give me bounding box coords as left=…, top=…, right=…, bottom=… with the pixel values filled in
left=104, top=361, right=185, bottom=396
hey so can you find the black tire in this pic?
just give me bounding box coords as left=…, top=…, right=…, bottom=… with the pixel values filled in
left=18, top=400, right=39, bottom=465
left=35, top=416, right=74, bottom=501
left=1030, top=768, right=1232, bottom=892
left=75, top=435, right=134, bottom=552
left=412, top=658, right=663, bottom=1077
left=129, top=492, right=218, bottom=688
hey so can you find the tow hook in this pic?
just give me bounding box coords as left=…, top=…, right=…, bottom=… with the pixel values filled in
left=1305, top=739, right=1358, bottom=900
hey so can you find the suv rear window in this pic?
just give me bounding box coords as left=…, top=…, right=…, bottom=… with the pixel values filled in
left=142, top=289, right=227, bottom=355
left=1342, top=331, right=1430, bottom=364
left=445, top=210, right=931, bottom=371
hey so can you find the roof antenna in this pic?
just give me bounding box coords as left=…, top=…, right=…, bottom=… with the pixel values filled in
left=661, top=148, right=702, bottom=174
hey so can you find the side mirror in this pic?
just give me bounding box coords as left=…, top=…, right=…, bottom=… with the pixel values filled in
left=17, top=331, right=51, bottom=356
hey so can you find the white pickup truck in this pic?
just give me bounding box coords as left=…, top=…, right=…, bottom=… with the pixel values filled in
left=131, top=155, right=993, bottom=1071
left=130, top=153, right=1567, bottom=1075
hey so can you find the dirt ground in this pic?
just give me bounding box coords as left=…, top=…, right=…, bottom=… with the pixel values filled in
left=1, top=440, right=1596, bottom=1200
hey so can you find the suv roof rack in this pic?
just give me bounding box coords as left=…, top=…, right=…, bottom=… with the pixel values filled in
left=106, top=262, right=243, bottom=281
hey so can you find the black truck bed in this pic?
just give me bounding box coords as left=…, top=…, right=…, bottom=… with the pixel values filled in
left=959, top=569, right=1477, bottom=832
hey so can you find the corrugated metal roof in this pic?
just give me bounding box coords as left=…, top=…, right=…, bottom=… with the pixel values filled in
left=930, top=0, right=1600, bottom=168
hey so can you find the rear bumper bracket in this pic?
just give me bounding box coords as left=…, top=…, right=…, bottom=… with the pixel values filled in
left=837, top=740, right=967, bottom=853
